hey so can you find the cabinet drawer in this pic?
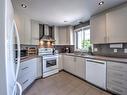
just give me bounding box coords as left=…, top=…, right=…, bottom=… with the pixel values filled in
left=107, top=69, right=127, bottom=81
left=107, top=61, right=127, bottom=72
left=107, top=83, right=127, bottom=95
left=107, top=77, right=127, bottom=89
left=18, top=73, right=35, bottom=91
left=18, top=66, right=31, bottom=78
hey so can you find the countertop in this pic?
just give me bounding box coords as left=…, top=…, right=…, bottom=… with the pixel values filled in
left=16, top=55, right=41, bottom=62
left=62, top=53, right=127, bottom=63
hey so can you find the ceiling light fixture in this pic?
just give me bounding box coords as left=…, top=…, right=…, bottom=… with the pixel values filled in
left=21, top=4, right=27, bottom=8
left=99, top=1, right=104, bottom=6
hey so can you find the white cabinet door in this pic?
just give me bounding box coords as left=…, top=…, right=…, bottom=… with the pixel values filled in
left=107, top=5, right=127, bottom=43
left=63, top=55, right=75, bottom=74
left=90, top=13, right=107, bottom=44
left=55, top=26, right=73, bottom=45
left=75, top=57, right=86, bottom=79
left=31, top=20, right=39, bottom=45
left=36, top=57, right=42, bottom=78
left=14, top=13, right=31, bottom=44
left=58, top=54, right=63, bottom=71
left=18, top=58, right=37, bottom=91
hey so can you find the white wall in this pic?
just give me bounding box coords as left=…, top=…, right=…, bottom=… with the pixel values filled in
left=0, top=0, right=8, bottom=95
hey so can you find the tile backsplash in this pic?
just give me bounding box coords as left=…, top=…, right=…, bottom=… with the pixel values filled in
left=54, top=45, right=74, bottom=53
left=93, top=43, right=127, bottom=58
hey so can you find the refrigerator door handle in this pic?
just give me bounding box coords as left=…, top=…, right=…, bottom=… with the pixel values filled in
left=16, top=82, right=22, bottom=95
left=13, top=20, right=21, bottom=80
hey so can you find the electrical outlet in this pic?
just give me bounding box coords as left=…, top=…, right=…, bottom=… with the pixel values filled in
left=124, top=49, right=127, bottom=53
left=94, top=48, right=98, bottom=52
left=114, top=49, right=117, bottom=53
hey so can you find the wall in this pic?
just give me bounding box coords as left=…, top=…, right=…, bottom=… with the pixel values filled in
left=54, top=45, right=74, bottom=53
left=93, top=44, right=127, bottom=58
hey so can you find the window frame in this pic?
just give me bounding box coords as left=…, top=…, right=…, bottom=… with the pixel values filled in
left=74, top=25, right=90, bottom=50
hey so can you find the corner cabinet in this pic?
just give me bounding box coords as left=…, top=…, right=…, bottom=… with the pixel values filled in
left=54, top=26, right=74, bottom=45
left=63, top=55, right=86, bottom=79
left=106, top=5, right=127, bottom=43
left=90, top=13, right=107, bottom=44
left=18, top=58, right=37, bottom=91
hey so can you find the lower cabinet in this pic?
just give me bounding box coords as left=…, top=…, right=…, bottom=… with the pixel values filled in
left=75, top=57, right=86, bottom=79
left=18, top=58, right=38, bottom=91
left=63, top=55, right=86, bottom=79
left=107, top=61, right=127, bottom=95
left=58, top=54, right=64, bottom=71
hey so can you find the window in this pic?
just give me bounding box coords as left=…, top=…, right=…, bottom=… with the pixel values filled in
left=75, top=26, right=91, bottom=51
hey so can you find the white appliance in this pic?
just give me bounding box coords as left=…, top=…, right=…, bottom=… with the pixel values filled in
left=38, top=48, right=58, bottom=78
left=86, top=59, right=106, bottom=89
left=0, top=0, right=22, bottom=95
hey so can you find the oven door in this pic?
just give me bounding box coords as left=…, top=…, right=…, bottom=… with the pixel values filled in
left=43, top=58, right=58, bottom=73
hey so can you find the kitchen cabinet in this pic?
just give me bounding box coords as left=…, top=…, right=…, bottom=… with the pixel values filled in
left=106, top=5, right=127, bottom=43
left=18, top=58, right=37, bottom=91
left=63, top=55, right=75, bottom=74
left=91, top=5, right=127, bottom=44
left=63, top=55, right=85, bottom=79
left=35, top=57, right=42, bottom=78
left=90, top=13, right=107, bottom=44
left=54, top=26, right=74, bottom=45
left=58, top=54, right=63, bottom=71
left=75, top=57, right=86, bottom=79
left=14, top=13, right=31, bottom=44
left=107, top=61, right=127, bottom=95
left=31, top=20, right=39, bottom=45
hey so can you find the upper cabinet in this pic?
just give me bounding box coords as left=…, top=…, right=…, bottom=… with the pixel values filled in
left=91, top=4, right=127, bottom=44
left=106, top=5, right=127, bottom=43
left=90, top=13, right=106, bottom=44
left=31, top=20, right=39, bottom=45
left=15, top=13, right=31, bottom=44
left=54, top=26, right=74, bottom=45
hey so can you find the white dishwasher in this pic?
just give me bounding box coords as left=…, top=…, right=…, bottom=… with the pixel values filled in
left=86, top=59, right=106, bottom=89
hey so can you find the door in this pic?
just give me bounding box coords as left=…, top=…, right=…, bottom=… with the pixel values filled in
left=63, top=55, right=75, bottom=74
left=90, top=13, right=107, bottom=44
left=75, top=57, right=86, bottom=79
left=106, top=5, right=127, bottom=43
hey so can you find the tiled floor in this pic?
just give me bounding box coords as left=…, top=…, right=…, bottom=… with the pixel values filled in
left=24, top=71, right=112, bottom=95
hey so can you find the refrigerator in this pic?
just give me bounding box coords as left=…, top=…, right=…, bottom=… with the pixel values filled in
left=0, top=0, right=22, bottom=95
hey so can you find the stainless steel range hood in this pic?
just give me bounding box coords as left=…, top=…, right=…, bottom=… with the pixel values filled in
left=40, top=24, right=55, bottom=42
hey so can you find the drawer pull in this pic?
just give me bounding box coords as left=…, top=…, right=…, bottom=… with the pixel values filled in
left=22, top=67, right=29, bottom=70
left=87, top=60, right=105, bottom=64
left=112, top=87, right=123, bottom=93
left=114, top=73, right=123, bottom=77
left=112, top=80, right=123, bottom=85
left=23, top=79, right=29, bottom=84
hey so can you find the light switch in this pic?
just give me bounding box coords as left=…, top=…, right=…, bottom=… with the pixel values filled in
left=114, top=49, right=117, bottom=53
left=124, top=49, right=127, bottom=53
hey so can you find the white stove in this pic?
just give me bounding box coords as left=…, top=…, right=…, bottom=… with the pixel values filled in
left=38, top=48, right=58, bottom=78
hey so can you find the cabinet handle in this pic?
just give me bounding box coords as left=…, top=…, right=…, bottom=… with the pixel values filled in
left=23, top=79, right=29, bottom=84
left=22, top=67, right=29, bottom=70
left=113, top=73, right=123, bottom=77
left=112, top=80, right=123, bottom=85
left=87, top=60, right=105, bottom=64
left=112, top=87, right=123, bottom=93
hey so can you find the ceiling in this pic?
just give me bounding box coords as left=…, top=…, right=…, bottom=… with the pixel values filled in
left=12, top=0, right=127, bottom=26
